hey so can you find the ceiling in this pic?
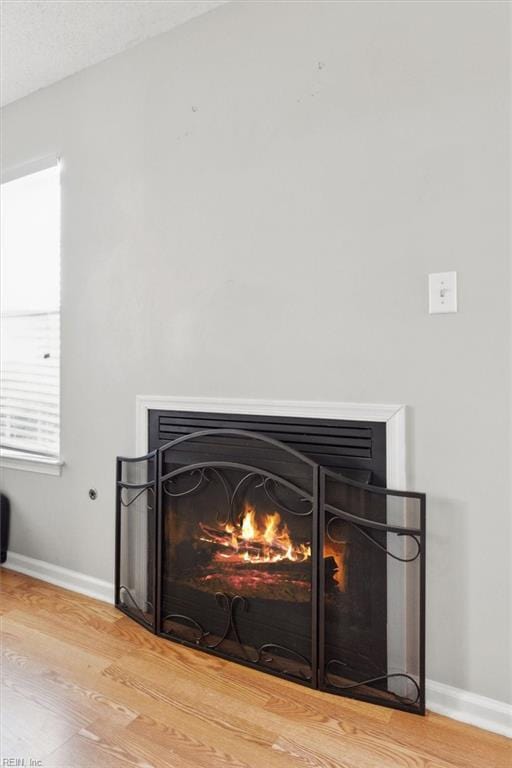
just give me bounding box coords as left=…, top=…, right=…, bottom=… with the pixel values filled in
left=0, top=0, right=227, bottom=107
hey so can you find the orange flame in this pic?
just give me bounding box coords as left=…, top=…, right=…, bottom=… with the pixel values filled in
left=324, top=542, right=347, bottom=591
left=218, top=503, right=311, bottom=564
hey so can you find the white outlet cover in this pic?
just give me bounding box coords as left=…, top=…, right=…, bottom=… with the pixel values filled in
left=429, top=271, right=457, bottom=314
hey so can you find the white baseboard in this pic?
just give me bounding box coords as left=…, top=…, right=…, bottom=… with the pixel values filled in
left=426, top=679, right=512, bottom=738
left=2, top=551, right=114, bottom=604
left=2, top=552, right=510, bottom=738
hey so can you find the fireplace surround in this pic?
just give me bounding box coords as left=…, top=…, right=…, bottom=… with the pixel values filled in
left=116, top=403, right=425, bottom=715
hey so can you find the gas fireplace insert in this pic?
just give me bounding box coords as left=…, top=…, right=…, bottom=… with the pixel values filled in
left=116, top=411, right=425, bottom=714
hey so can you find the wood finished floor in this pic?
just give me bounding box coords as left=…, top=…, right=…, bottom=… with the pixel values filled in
left=0, top=569, right=510, bottom=768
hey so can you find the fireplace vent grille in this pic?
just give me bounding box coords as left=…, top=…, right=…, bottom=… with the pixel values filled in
left=149, top=410, right=386, bottom=485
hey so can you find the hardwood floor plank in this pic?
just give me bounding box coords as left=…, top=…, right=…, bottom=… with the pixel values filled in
left=101, top=663, right=282, bottom=753
left=271, top=735, right=360, bottom=768
left=0, top=591, right=21, bottom=615
left=3, top=607, right=130, bottom=661
left=124, top=714, right=254, bottom=768
left=0, top=685, right=81, bottom=762
left=270, top=723, right=458, bottom=768
left=46, top=716, right=200, bottom=768
left=1, top=614, right=114, bottom=674
left=0, top=569, right=119, bottom=624
left=387, top=709, right=512, bottom=768
left=2, top=664, right=92, bottom=731
left=1, top=640, right=139, bottom=728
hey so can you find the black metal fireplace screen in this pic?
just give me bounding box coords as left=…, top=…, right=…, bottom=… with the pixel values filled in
left=116, top=429, right=425, bottom=714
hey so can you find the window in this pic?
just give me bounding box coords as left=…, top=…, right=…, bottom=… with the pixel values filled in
left=1, top=161, right=61, bottom=469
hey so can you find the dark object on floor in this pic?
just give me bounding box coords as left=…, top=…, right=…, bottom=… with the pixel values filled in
left=1, top=493, right=10, bottom=564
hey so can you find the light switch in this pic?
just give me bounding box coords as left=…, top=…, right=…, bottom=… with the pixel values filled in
left=428, top=271, right=457, bottom=314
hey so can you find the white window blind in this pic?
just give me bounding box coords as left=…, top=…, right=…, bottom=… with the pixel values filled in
left=1, top=162, right=61, bottom=460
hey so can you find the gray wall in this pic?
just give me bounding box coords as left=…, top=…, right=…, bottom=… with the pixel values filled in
left=1, top=1, right=510, bottom=704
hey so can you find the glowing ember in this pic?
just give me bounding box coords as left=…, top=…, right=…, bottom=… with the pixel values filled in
left=200, top=503, right=311, bottom=564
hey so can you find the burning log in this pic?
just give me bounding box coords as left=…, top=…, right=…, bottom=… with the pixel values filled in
left=214, top=559, right=311, bottom=578
left=199, top=523, right=290, bottom=561
left=196, top=520, right=338, bottom=587
left=198, top=518, right=311, bottom=564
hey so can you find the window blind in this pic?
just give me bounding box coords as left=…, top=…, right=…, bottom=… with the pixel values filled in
left=0, top=311, right=60, bottom=457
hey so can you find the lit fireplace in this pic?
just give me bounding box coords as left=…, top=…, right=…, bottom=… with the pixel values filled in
left=116, top=412, right=426, bottom=715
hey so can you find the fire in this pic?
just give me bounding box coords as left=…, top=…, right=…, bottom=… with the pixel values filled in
left=200, top=503, right=311, bottom=564
left=197, top=504, right=347, bottom=593
left=241, top=507, right=257, bottom=541
left=324, top=542, right=347, bottom=591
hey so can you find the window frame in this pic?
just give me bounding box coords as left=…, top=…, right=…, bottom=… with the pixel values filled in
left=0, top=155, right=63, bottom=476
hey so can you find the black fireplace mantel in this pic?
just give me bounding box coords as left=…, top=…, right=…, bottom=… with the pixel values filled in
left=116, top=422, right=425, bottom=715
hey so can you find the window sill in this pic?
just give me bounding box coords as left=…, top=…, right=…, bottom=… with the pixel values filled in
left=0, top=451, right=64, bottom=476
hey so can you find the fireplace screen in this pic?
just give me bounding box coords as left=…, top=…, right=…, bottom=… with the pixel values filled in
left=116, top=429, right=425, bottom=714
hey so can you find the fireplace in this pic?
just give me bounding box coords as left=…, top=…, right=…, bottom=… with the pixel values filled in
left=116, top=409, right=425, bottom=714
